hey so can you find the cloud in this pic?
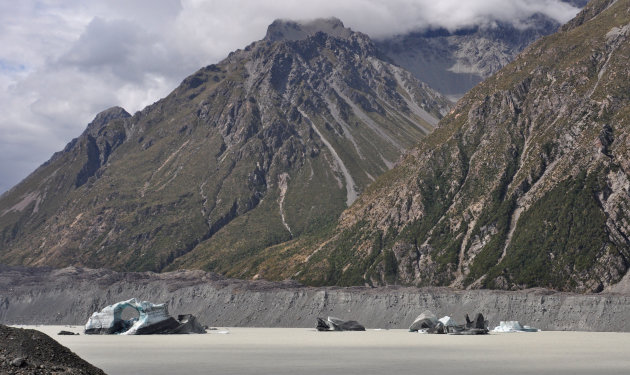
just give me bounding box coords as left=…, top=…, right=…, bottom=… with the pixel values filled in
left=0, top=0, right=581, bottom=193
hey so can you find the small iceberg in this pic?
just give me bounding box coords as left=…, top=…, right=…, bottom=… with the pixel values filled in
left=409, top=311, right=489, bottom=335
left=438, top=316, right=457, bottom=327
left=409, top=310, right=439, bottom=332
left=493, top=321, right=540, bottom=333
left=316, top=317, right=366, bottom=331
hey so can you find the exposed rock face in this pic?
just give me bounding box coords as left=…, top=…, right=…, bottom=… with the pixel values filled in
left=265, top=18, right=353, bottom=42
left=281, top=0, right=630, bottom=292
left=2, top=266, right=630, bottom=332
left=74, top=106, right=131, bottom=188
left=0, top=19, right=449, bottom=275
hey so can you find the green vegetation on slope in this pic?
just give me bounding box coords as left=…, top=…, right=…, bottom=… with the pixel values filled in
left=488, top=170, right=611, bottom=290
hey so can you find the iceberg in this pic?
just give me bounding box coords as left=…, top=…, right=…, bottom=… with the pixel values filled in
left=408, top=310, right=439, bottom=332
left=492, top=321, right=540, bottom=333
left=316, top=317, right=366, bottom=331
left=438, top=316, right=457, bottom=327
left=409, top=311, right=489, bottom=335
left=448, top=313, right=489, bottom=335
left=84, top=298, right=205, bottom=335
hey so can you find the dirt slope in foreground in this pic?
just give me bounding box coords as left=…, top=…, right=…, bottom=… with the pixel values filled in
left=0, top=324, right=106, bottom=375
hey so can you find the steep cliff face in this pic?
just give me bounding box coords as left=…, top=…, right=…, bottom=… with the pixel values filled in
left=0, top=19, right=450, bottom=274
left=272, top=0, right=630, bottom=292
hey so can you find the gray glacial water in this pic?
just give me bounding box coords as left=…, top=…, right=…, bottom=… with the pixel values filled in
left=18, top=326, right=630, bottom=375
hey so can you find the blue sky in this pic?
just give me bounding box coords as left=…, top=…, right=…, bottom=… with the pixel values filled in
left=0, top=0, right=581, bottom=194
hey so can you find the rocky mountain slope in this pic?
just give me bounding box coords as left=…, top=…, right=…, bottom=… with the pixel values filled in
left=377, top=0, right=589, bottom=100
left=254, top=0, right=630, bottom=293
left=0, top=18, right=450, bottom=274
left=2, top=266, right=630, bottom=332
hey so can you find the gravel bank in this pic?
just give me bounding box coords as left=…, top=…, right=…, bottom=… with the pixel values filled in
left=2, top=265, right=630, bottom=331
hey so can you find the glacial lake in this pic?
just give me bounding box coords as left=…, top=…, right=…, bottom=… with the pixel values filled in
left=17, top=326, right=630, bottom=375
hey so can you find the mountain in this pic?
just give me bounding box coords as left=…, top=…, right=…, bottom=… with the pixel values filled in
left=376, top=0, right=589, bottom=100
left=0, top=18, right=450, bottom=273
left=249, top=0, right=630, bottom=293
left=376, top=17, right=557, bottom=100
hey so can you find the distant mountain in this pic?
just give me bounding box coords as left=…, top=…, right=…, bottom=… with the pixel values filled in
left=251, top=0, right=630, bottom=293
left=376, top=0, right=588, bottom=100
left=0, top=18, right=450, bottom=273
left=565, top=0, right=590, bottom=6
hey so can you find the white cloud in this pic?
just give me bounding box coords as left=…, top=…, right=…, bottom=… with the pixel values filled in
left=0, top=0, right=581, bottom=193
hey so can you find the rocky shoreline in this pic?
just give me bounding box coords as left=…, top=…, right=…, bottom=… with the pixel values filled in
left=2, top=265, right=630, bottom=332
left=0, top=324, right=106, bottom=374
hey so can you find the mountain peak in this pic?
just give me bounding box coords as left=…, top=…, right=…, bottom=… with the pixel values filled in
left=86, top=106, right=130, bottom=132
left=264, top=17, right=352, bottom=42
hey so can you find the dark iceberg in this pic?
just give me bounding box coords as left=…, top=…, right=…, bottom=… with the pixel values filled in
left=316, top=317, right=366, bottom=331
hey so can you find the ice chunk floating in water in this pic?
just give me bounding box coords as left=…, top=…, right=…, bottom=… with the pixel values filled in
left=316, top=317, right=366, bottom=331
left=409, top=311, right=489, bottom=334
left=408, top=310, right=439, bottom=332
left=84, top=298, right=205, bottom=335
left=493, top=321, right=540, bottom=333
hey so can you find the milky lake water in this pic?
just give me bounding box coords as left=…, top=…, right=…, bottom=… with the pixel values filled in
left=17, top=326, right=630, bottom=375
